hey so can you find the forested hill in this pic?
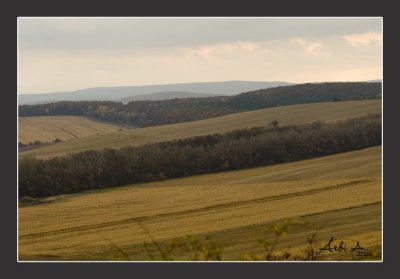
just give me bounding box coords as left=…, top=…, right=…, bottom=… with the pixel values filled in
left=19, top=82, right=381, bottom=128
left=19, top=113, right=381, bottom=198
left=229, top=82, right=382, bottom=110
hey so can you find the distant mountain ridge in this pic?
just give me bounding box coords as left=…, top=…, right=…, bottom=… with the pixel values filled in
left=19, top=81, right=293, bottom=105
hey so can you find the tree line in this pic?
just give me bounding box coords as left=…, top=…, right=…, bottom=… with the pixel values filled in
left=19, top=113, right=381, bottom=198
left=19, top=82, right=381, bottom=128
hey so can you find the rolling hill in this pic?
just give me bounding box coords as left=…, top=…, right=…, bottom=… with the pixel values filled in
left=18, top=146, right=382, bottom=261
left=19, top=99, right=381, bottom=159
left=229, top=82, right=381, bottom=110
left=19, top=116, right=125, bottom=145
left=118, top=91, right=222, bottom=104
left=19, top=82, right=382, bottom=128
left=19, top=80, right=292, bottom=105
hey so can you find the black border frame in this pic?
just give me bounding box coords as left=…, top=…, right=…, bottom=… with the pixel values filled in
left=5, top=1, right=398, bottom=277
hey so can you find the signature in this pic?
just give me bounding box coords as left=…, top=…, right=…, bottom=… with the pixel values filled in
left=316, top=236, right=372, bottom=257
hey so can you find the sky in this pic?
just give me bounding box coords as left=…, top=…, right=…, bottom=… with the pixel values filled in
left=18, top=17, right=382, bottom=94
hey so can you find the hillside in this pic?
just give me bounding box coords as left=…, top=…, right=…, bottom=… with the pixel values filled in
left=118, top=91, right=222, bottom=104
left=19, top=99, right=381, bottom=159
left=19, top=82, right=381, bottom=127
left=19, top=116, right=125, bottom=145
left=19, top=113, right=381, bottom=198
left=18, top=146, right=382, bottom=260
left=229, top=82, right=382, bottom=110
left=19, top=81, right=292, bottom=105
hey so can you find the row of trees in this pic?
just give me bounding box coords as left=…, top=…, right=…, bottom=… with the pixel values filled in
left=19, top=82, right=381, bottom=127
left=18, top=138, right=62, bottom=152
left=19, top=113, right=381, bottom=198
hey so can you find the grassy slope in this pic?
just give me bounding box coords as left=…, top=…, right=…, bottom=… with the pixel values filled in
left=19, top=146, right=382, bottom=260
left=19, top=116, right=125, bottom=144
left=20, top=99, right=381, bottom=159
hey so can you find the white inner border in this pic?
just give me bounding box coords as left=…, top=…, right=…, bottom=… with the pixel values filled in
left=16, top=16, right=384, bottom=264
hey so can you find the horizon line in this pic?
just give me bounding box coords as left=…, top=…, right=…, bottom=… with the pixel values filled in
left=19, top=79, right=382, bottom=95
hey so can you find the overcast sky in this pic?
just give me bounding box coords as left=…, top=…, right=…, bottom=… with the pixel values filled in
left=18, top=17, right=382, bottom=94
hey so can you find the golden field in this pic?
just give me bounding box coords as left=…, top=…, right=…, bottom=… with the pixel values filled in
left=18, top=146, right=382, bottom=261
left=19, top=116, right=124, bottom=144
left=19, top=99, right=381, bottom=159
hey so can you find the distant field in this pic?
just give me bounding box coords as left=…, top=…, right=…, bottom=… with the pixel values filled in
left=18, top=116, right=124, bottom=145
left=20, top=99, right=381, bottom=159
left=19, top=146, right=382, bottom=261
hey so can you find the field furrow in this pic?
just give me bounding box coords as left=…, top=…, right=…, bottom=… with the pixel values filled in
left=18, top=147, right=382, bottom=260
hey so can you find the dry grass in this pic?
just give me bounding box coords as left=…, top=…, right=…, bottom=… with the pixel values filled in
left=18, top=146, right=382, bottom=260
left=19, top=100, right=381, bottom=159
left=18, top=116, right=124, bottom=144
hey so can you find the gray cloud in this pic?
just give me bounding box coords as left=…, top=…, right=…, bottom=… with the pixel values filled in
left=19, top=17, right=382, bottom=51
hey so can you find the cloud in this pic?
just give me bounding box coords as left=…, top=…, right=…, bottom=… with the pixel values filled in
left=18, top=18, right=382, bottom=93
left=18, top=18, right=382, bottom=51
left=343, top=32, right=382, bottom=47
left=182, top=42, right=260, bottom=58
left=289, top=38, right=323, bottom=54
